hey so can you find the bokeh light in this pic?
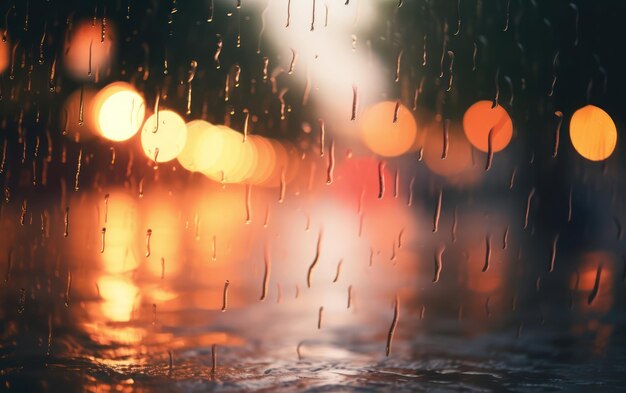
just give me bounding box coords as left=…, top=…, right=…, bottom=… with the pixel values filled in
left=178, top=121, right=219, bottom=172
left=97, top=276, right=139, bottom=322
left=423, top=121, right=474, bottom=178
left=462, top=100, right=513, bottom=152
left=569, top=105, right=617, bottom=161
left=141, top=110, right=187, bottom=163
left=63, top=20, right=116, bottom=80
left=0, top=31, right=9, bottom=74
left=61, top=87, right=98, bottom=141
left=93, top=82, right=146, bottom=142
left=359, top=101, right=418, bottom=157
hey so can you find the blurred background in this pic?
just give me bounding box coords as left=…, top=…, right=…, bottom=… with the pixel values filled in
left=1, top=0, right=625, bottom=391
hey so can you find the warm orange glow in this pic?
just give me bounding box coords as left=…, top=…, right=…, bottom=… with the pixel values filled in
left=359, top=101, right=417, bottom=157
left=178, top=120, right=217, bottom=172
left=93, top=82, right=145, bottom=141
left=259, top=139, right=290, bottom=187
left=462, top=101, right=513, bottom=152
left=64, top=20, right=116, bottom=80
left=101, top=192, right=139, bottom=274
left=569, top=105, right=617, bottom=161
left=423, top=121, right=473, bottom=177
left=571, top=251, right=615, bottom=314
left=200, top=126, right=244, bottom=182
left=141, top=194, right=182, bottom=278
left=98, top=276, right=139, bottom=322
left=141, top=110, right=187, bottom=163
left=0, top=31, right=8, bottom=74
left=464, top=241, right=506, bottom=294
left=197, top=126, right=264, bottom=184
left=246, top=135, right=276, bottom=185
left=61, top=87, right=98, bottom=141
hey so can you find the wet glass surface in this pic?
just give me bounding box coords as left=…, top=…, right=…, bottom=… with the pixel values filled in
left=2, top=0, right=626, bottom=391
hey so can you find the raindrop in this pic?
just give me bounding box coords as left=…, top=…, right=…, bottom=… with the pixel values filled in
left=221, top=280, right=230, bottom=312
left=472, top=41, right=478, bottom=71
left=407, top=176, right=415, bottom=207
left=145, top=229, right=152, bottom=257
left=20, top=200, right=27, bottom=226
left=524, top=187, right=536, bottom=230
left=433, top=243, right=444, bottom=283
left=552, top=111, right=563, bottom=158
left=492, top=67, right=500, bottom=108
left=78, top=87, right=85, bottom=126
left=296, top=342, right=303, bottom=360
left=0, top=139, right=6, bottom=174
left=451, top=206, right=458, bottom=243
left=317, top=306, right=323, bottom=329
left=207, top=0, right=213, bottom=22
left=503, top=0, right=510, bottom=31
left=509, top=166, right=517, bottom=189
left=243, top=109, right=250, bottom=142
left=395, top=49, right=403, bottom=82
left=422, top=34, right=427, bottom=66
left=260, top=244, right=271, bottom=301
left=326, top=140, right=335, bottom=184
left=245, top=184, right=252, bottom=224
left=351, top=86, right=358, bottom=120
left=168, top=351, right=173, bottom=376
left=347, top=285, right=353, bottom=308
left=393, top=100, right=400, bottom=123
left=587, top=264, right=602, bottom=305
left=64, top=271, right=71, bottom=307
left=385, top=294, right=399, bottom=356
left=393, top=168, right=399, bottom=198
left=39, top=26, right=46, bottom=64
left=442, top=119, right=449, bottom=159
left=549, top=233, right=559, bottom=272
left=485, top=128, right=494, bottom=171
left=439, top=22, right=448, bottom=78
left=288, top=49, right=297, bottom=74
left=100, top=227, right=106, bottom=253
left=333, top=259, right=343, bottom=283
left=306, top=230, right=323, bottom=288
left=433, top=189, right=442, bottom=233
left=87, top=39, right=93, bottom=76
left=503, top=226, right=509, bottom=249
left=378, top=160, right=386, bottom=199
left=214, top=34, right=222, bottom=69
left=482, top=234, right=491, bottom=272
left=264, top=204, right=270, bottom=228
left=64, top=207, right=69, bottom=237
left=262, top=57, right=269, bottom=81
left=446, top=51, right=454, bottom=91
left=211, top=344, right=217, bottom=375
left=318, top=119, right=325, bottom=156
